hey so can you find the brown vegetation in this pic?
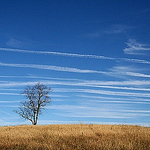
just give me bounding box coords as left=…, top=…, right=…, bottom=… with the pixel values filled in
left=0, top=124, right=149, bottom=150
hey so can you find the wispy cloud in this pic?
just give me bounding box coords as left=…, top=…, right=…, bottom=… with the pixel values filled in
left=0, top=92, right=20, bottom=95
left=5, top=37, right=47, bottom=49
left=0, top=100, right=20, bottom=103
left=54, top=88, right=150, bottom=98
left=124, top=39, right=150, bottom=55
left=0, top=81, right=38, bottom=87
left=0, top=61, right=107, bottom=74
left=49, top=104, right=150, bottom=119
left=6, top=38, right=24, bottom=48
left=83, top=32, right=101, bottom=38
left=103, top=24, right=133, bottom=34
left=0, top=109, right=14, bottom=117
left=84, top=24, right=133, bottom=38
left=48, top=104, right=129, bottom=119
left=0, top=48, right=150, bottom=64
left=0, top=61, right=150, bottom=78
left=0, top=47, right=114, bottom=60
left=87, top=85, right=150, bottom=91
left=109, top=66, right=150, bottom=78
left=90, top=100, right=150, bottom=104
left=79, top=95, right=150, bottom=102
left=0, top=76, right=150, bottom=91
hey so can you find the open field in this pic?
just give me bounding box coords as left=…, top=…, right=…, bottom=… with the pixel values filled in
left=0, top=124, right=150, bottom=150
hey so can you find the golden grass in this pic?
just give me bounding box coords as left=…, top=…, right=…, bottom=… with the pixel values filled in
left=0, top=124, right=149, bottom=150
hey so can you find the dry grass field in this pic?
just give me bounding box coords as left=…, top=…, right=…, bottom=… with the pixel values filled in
left=0, top=124, right=150, bottom=150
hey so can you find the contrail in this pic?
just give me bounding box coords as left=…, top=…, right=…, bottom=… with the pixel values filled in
left=0, top=47, right=150, bottom=64
left=0, top=61, right=150, bottom=78
left=0, top=48, right=114, bottom=60
left=0, top=61, right=107, bottom=74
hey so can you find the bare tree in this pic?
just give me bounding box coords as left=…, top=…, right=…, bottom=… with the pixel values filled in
left=14, top=83, right=51, bottom=125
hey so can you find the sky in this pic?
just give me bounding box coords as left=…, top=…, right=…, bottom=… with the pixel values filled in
left=0, top=0, right=150, bottom=126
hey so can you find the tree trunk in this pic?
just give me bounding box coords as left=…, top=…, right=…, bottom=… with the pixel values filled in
left=33, top=111, right=36, bottom=125
left=33, top=122, right=37, bottom=125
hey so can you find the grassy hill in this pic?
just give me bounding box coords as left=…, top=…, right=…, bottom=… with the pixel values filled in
left=0, top=124, right=150, bottom=150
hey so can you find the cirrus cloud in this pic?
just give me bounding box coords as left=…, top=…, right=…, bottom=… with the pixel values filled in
left=124, top=39, right=150, bottom=55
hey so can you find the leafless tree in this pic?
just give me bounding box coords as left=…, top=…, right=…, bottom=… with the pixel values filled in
left=14, top=83, right=51, bottom=125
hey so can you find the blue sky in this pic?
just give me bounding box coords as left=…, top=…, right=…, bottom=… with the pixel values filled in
left=0, top=0, right=150, bottom=126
